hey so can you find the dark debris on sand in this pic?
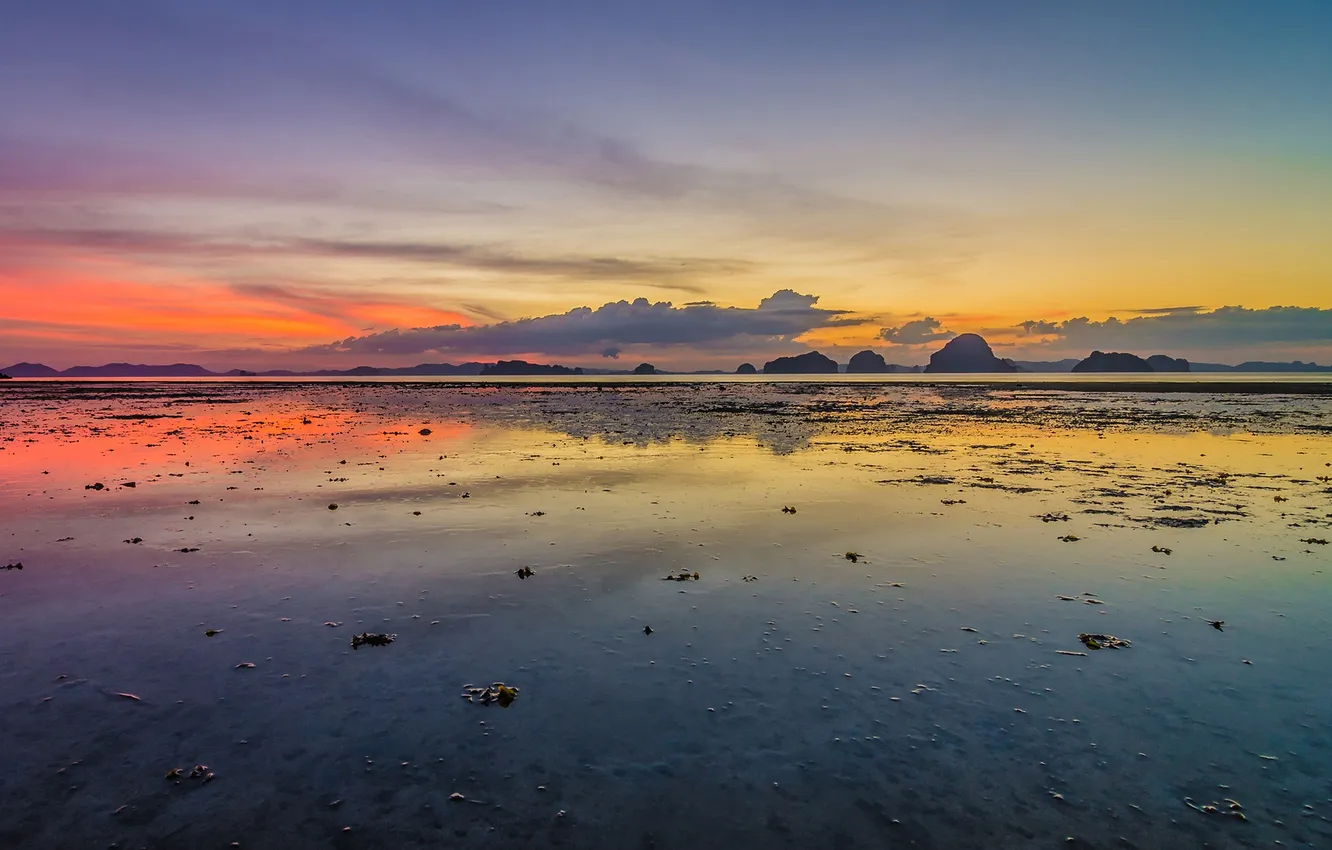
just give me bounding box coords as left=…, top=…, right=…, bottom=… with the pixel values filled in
left=165, top=764, right=216, bottom=785
left=351, top=632, right=396, bottom=650
left=1079, top=633, right=1131, bottom=650
left=1151, top=516, right=1210, bottom=529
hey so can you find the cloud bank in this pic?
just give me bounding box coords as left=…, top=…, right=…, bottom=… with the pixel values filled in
left=1017, top=306, right=1332, bottom=352
left=306, top=290, right=849, bottom=359
left=878, top=317, right=954, bottom=345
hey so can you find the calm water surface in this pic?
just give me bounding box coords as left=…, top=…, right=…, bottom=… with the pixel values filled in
left=1, top=382, right=1329, bottom=849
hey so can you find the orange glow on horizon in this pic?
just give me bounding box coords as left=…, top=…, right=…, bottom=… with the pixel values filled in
left=0, top=258, right=474, bottom=354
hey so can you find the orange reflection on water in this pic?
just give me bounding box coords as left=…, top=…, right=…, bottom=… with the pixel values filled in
left=0, top=400, right=475, bottom=496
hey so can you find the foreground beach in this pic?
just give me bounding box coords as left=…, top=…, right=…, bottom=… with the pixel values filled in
left=2, top=381, right=1330, bottom=849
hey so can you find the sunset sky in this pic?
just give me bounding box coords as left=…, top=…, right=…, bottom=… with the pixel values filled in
left=3, top=1, right=1330, bottom=370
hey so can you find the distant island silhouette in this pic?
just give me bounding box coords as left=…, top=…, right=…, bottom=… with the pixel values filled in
left=1146, top=355, right=1190, bottom=372
left=847, top=350, right=887, bottom=373
left=923, top=334, right=1019, bottom=373
left=763, top=351, right=838, bottom=374
left=1191, top=360, right=1331, bottom=372
left=480, top=360, right=583, bottom=376
left=1073, top=351, right=1191, bottom=372
left=2, top=346, right=1328, bottom=379
left=1073, top=351, right=1153, bottom=372
left=846, top=350, right=919, bottom=374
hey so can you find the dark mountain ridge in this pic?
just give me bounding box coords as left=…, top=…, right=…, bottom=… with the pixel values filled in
left=3, top=353, right=1329, bottom=378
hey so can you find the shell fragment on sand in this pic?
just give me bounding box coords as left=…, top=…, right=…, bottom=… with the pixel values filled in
left=460, top=682, right=520, bottom=707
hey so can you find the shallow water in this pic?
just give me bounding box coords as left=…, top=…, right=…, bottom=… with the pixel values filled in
left=1, top=383, right=1330, bottom=849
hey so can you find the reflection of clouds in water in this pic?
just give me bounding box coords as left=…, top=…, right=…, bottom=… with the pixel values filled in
left=460, top=387, right=818, bottom=454
left=392, top=382, right=1332, bottom=455
left=4, top=382, right=1332, bottom=850
left=482, top=384, right=1332, bottom=449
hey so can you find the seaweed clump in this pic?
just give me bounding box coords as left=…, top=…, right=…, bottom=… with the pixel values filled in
left=351, top=632, right=396, bottom=650
left=1078, top=633, right=1131, bottom=650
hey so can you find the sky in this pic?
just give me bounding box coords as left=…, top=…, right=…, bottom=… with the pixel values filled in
left=2, top=0, right=1330, bottom=370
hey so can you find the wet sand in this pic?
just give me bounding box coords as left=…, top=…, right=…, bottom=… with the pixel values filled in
left=1, top=381, right=1330, bottom=849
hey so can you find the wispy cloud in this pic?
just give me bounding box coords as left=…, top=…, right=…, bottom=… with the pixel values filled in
left=0, top=135, right=513, bottom=216
left=291, top=239, right=746, bottom=287
left=0, top=1, right=981, bottom=272
left=1121, top=305, right=1205, bottom=315
left=0, top=226, right=744, bottom=292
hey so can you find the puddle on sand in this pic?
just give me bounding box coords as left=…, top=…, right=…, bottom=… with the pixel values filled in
left=1, top=382, right=1331, bottom=849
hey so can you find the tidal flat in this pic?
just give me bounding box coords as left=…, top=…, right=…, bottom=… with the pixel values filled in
left=1, top=381, right=1330, bottom=849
